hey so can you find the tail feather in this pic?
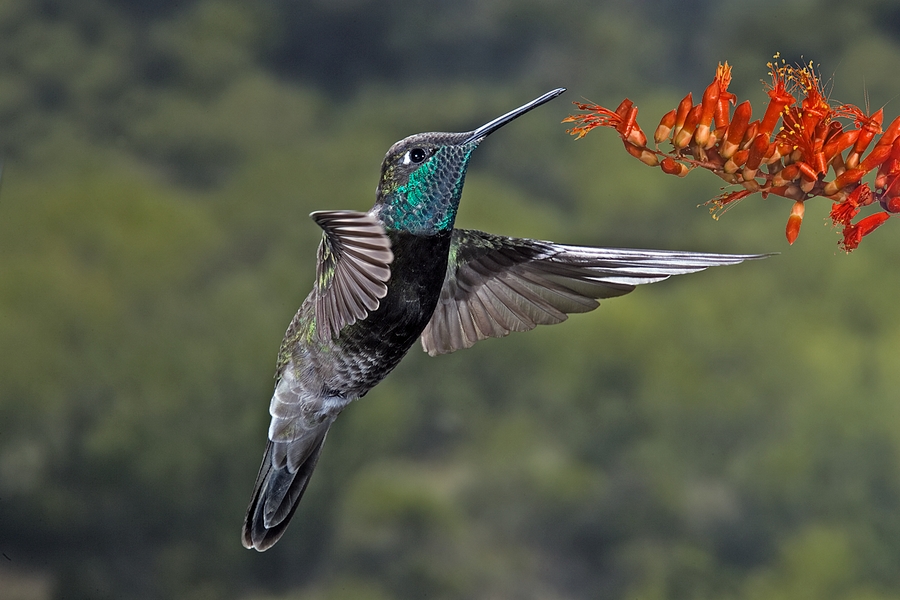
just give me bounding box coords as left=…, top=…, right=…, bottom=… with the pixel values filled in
left=241, top=432, right=328, bottom=551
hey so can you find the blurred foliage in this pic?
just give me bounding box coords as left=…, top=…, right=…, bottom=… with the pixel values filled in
left=2, top=0, right=900, bottom=599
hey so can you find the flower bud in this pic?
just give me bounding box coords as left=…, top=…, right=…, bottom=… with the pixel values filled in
left=654, top=109, right=677, bottom=144
left=785, top=200, right=805, bottom=245
left=660, top=157, right=689, bottom=177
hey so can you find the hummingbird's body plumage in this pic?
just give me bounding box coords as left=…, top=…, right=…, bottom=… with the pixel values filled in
left=242, top=89, right=766, bottom=551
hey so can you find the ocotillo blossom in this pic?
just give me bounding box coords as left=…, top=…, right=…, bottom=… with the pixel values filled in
left=564, top=56, right=900, bottom=252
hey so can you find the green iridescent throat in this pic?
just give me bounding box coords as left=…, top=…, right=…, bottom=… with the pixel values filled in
left=383, top=146, right=474, bottom=233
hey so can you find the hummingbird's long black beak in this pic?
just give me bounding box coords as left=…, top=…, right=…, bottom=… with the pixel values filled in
left=463, top=88, right=566, bottom=144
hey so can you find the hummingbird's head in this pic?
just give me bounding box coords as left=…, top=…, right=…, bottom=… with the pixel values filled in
left=372, top=88, right=565, bottom=234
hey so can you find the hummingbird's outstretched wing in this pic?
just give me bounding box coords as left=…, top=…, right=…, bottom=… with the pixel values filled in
left=421, top=229, right=767, bottom=356
left=311, top=210, right=394, bottom=341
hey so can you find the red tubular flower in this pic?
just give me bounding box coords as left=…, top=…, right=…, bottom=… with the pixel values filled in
left=830, top=201, right=859, bottom=227
left=660, top=157, right=689, bottom=176
left=674, top=104, right=702, bottom=149
left=830, top=183, right=871, bottom=227
left=875, top=134, right=900, bottom=188
left=772, top=163, right=801, bottom=186
left=771, top=63, right=838, bottom=182
left=845, top=107, right=883, bottom=169
left=614, top=98, right=634, bottom=117
left=795, top=63, right=831, bottom=139
left=714, top=62, right=737, bottom=131
left=563, top=102, right=627, bottom=139
left=841, top=212, right=890, bottom=251
left=564, top=100, right=647, bottom=147
left=672, top=92, right=694, bottom=139
left=777, top=106, right=828, bottom=176
left=795, top=161, right=819, bottom=193
left=614, top=100, right=647, bottom=146
left=714, top=99, right=731, bottom=132
left=625, top=111, right=648, bottom=147
left=721, top=101, right=752, bottom=159
left=853, top=108, right=883, bottom=153
left=785, top=200, right=805, bottom=244
left=742, top=132, right=771, bottom=178
left=822, top=129, right=859, bottom=166
left=623, top=140, right=659, bottom=166
left=741, top=121, right=760, bottom=149
left=875, top=115, right=900, bottom=153
left=823, top=121, right=843, bottom=145
left=767, top=184, right=805, bottom=201
left=859, top=143, right=892, bottom=173
left=655, top=109, right=677, bottom=144
left=694, top=78, right=721, bottom=147
left=825, top=168, right=866, bottom=195
left=724, top=148, right=749, bottom=174
left=759, top=57, right=796, bottom=138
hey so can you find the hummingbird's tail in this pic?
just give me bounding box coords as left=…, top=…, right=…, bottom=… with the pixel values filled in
left=241, top=430, right=329, bottom=551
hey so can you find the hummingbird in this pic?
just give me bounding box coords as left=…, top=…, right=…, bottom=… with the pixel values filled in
left=241, top=88, right=765, bottom=551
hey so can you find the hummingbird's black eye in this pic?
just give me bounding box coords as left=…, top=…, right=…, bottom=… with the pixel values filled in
left=408, top=148, right=428, bottom=164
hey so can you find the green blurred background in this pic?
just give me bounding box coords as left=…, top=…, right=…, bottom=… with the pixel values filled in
left=2, top=1, right=900, bottom=598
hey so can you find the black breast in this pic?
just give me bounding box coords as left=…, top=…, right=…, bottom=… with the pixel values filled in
left=339, top=229, right=453, bottom=391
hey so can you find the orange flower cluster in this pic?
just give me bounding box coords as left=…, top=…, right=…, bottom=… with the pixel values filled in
left=564, top=57, right=900, bottom=251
